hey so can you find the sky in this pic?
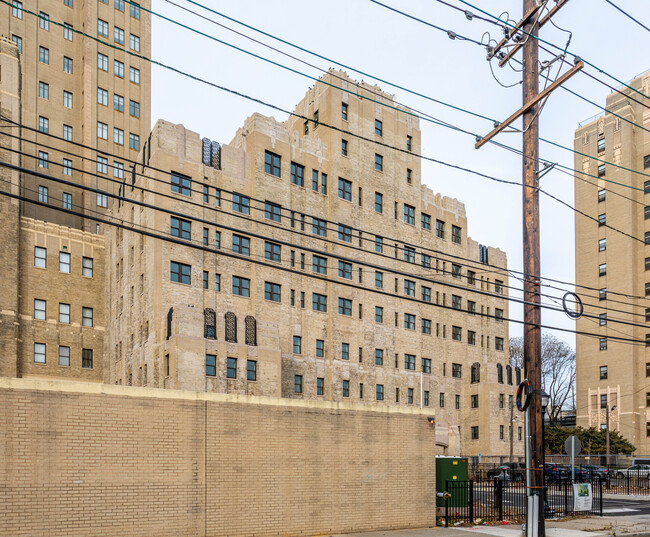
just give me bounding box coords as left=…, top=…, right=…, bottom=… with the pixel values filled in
left=150, top=0, right=650, bottom=350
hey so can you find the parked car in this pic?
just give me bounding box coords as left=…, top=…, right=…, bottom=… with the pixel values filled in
left=544, top=463, right=568, bottom=482
left=581, top=465, right=608, bottom=479
left=615, top=465, right=650, bottom=480
left=558, top=464, right=588, bottom=481
left=487, top=463, right=525, bottom=482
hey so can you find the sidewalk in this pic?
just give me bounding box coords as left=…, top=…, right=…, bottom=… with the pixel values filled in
left=331, top=516, right=650, bottom=537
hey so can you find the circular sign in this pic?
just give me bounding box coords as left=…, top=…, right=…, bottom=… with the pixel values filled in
left=516, top=379, right=532, bottom=412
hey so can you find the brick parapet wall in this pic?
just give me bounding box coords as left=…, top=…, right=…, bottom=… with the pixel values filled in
left=0, top=378, right=436, bottom=536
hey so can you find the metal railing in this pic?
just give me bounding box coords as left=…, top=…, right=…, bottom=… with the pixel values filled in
left=439, top=478, right=603, bottom=527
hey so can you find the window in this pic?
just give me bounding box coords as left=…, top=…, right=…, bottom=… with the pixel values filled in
left=98, top=53, right=108, bottom=72
left=38, top=151, right=49, bottom=169
left=468, top=331, right=476, bottom=345
left=340, top=102, right=349, bottom=120
left=338, top=224, right=352, bottom=243
left=112, top=127, right=124, bottom=145
left=262, top=201, right=281, bottom=223
left=451, top=295, right=461, bottom=310
left=340, top=343, right=350, bottom=361
left=170, top=217, right=191, bottom=240
left=129, top=34, right=140, bottom=51
left=215, top=274, right=221, bottom=291
left=98, top=19, right=109, bottom=37
left=600, top=288, right=607, bottom=300
left=375, top=119, right=382, bottom=136
left=598, top=137, right=605, bottom=153
left=338, top=298, right=352, bottom=316
left=422, top=287, right=431, bottom=303
left=338, top=178, right=352, bottom=201
left=598, top=213, right=606, bottom=227
left=34, top=343, right=46, bottom=364
left=11, top=34, right=22, bottom=54
left=373, top=348, right=384, bottom=366
left=598, top=238, right=607, bottom=252
left=599, top=337, right=607, bottom=351
left=313, top=293, right=327, bottom=312
left=170, top=261, right=191, bottom=284
left=59, top=303, right=70, bottom=324
left=227, top=357, right=237, bottom=379
left=290, top=335, right=302, bottom=355
left=599, top=263, right=607, bottom=276
left=404, top=313, right=415, bottom=330
left=114, top=27, right=125, bottom=45
left=600, top=365, right=608, bottom=380
left=452, top=225, right=462, bottom=244
left=111, top=60, right=124, bottom=80
left=338, top=261, right=352, bottom=279
left=436, top=219, right=445, bottom=239
left=264, top=282, right=281, bottom=302
left=404, top=246, right=415, bottom=263
left=421, top=214, right=431, bottom=231
left=38, top=186, right=48, bottom=203
left=404, top=280, right=415, bottom=296
left=406, top=168, right=413, bottom=184
left=599, top=313, right=607, bottom=326
left=316, top=340, right=324, bottom=358
left=404, top=354, right=415, bottom=370
left=495, top=337, right=504, bottom=351
left=375, top=154, right=383, bottom=172
left=126, top=132, right=139, bottom=151
left=82, top=307, right=93, bottom=327
left=452, top=363, right=462, bottom=378
left=404, top=204, right=415, bottom=225
left=35, top=247, right=47, bottom=268
left=39, top=116, right=49, bottom=133
left=311, top=217, right=327, bottom=237
left=451, top=263, right=462, bottom=279
left=58, top=346, right=70, bottom=367
left=312, top=255, right=327, bottom=275
left=12, top=1, right=22, bottom=18
left=115, top=0, right=125, bottom=11
left=407, top=135, right=412, bottom=151
left=264, top=242, right=281, bottom=262
left=129, top=67, right=140, bottom=84
left=376, top=384, right=384, bottom=401
left=495, top=280, right=504, bottom=294
left=39, top=46, right=50, bottom=65
left=244, top=360, right=257, bottom=381
left=39, top=82, right=49, bottom=100
left=470, top=395, right=479, bottom=409
left=82, top=257, right=93, bottom=277
left=96, top=193, right=108, bottom=207
left=288, top=374, right=302, bottom=394
left=232, top=235, right=251, bottom=256
left=471, top=426, right=479, bottom=440
left=97, top=121, right=108, bottom=139
left=34, top=299, right=46, bottom=320
left=452, top=326, right=462, bottom=341
left=375, top=271, right=383, bottom=288
left=341, top=139, right=348, bottom=156
left=375, top=306, right=383, bottom=323
left=130, top=2, right=140, bottom=18
left=59, top=252, right=70, bottom=273
left=129, top=100, right=140, bottom=118
left=407, top=388, right=414, bottom=404
left=598, top=164, right=606, bottom=177
left=63, top=125, right=73, bottom=142
left=232, top=276, right=250, bottom=297
left=232, top=193, right=250, bottom=214
left=290, top=162, right=305, bottom=187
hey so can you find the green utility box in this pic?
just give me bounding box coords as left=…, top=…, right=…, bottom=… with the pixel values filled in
left=436, top=456, right=468, bottom=507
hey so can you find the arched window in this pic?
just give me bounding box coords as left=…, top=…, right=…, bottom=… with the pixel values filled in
left=471, top=362, right=481, bottom=384
left=516, top=367, right=522, bottom=385
left=506, top=365, right=513, bottom=385
left=166, top=307, right=173, bottom=340
left=204, top=308, right=216, bottom=340
left=225, top=312, right=237, bottom=343
left=245, top=315, right=257, bottom=346
left=497, top=363, right=503, bottom=384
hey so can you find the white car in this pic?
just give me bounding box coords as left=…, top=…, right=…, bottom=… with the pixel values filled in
left=615, top=465, right=650, bottom=479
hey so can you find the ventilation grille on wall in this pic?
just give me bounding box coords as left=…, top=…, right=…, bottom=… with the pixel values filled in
left=202, top=137, right=221, bottom=169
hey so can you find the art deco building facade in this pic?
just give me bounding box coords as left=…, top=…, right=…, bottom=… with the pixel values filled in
left=574, top=70, right=650, bottom=451
left=0, top=0, right=520, bottom=455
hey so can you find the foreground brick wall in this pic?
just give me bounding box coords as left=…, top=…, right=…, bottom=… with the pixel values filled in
left=0, top=378, right=436, bottom=536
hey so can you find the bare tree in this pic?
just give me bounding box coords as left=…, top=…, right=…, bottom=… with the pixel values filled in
left=509, top=333, right=576, bottom=424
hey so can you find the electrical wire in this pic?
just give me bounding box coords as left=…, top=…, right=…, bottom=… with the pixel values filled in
left=603, top=0, right=650, bottom=34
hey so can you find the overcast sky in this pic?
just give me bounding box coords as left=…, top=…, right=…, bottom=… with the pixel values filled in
left=150, top=0, right=650, bottom=349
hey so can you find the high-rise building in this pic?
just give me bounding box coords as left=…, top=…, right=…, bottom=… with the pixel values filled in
left=1, top=0, right=151, bottom=230
left=574, top=70, right=650, bottom=451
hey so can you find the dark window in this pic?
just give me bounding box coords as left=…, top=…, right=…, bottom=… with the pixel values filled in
left=171, top=172, right=191, bottom=196
left=598, top=213, right=606, bottom=226
left=404, top=204, right=415, bottom=225
left=316, top=340, right=324, bottom=357
left=170, top=217, right=191, bottom=240
left=406, top=135, right=412, bottom=151
left=232, top=234, right=250, bottom=256
left=338, top=298, right=352, bottom=316
left=471, top=426, right=479, bottom=440
left=495, top=280, right=504, bottom=294
left=375, top=154, right=383, bottom=172
left=265, top=242, right=281, bottom=262
left=226, top=357, right=237, bottom=378
left=247, top=360, right=257, bottom=381
left=452, top=225, right=462, bottom=244
left=376, top=384, right=384, bottom=401
left=471, top=363, right=480, bottom=383
left=312, top=293, right=327, bottom=312
left=232, top=193, right=250, bottom=214
left=206, top=354, right=216, bottom=376
left=421, top=213, right=431, bottom=229
left=290, top=162, right=304, bottom=186
left=506, top=365, right=513, bottom=384
left=232, top=276, right=250, bottom=297
left=600, top=394, right=607, bottom=409
left=600, top=288, right=607, bottom=300
left=341, top=139, right=348, bottom=156
left=294, top=375, right=303, bottom=393
left=170, top=261, right=191, bottom=284
left=342, top=380, right=349, bottom=397
left=375, top=306, right=383, bottom=323
left=497, top=364, right=504, bottom=383
left=338, top=178, right=352, bottom=201
left=375, top=192, right=383, bottom=213
left=312, top=218, right=327, bottom=237
left=452, top=363, right=462, bottom=378
left=338, top=224, right=352, bottom=243
left=422, top=319, right=431, bottom=334
left=422, top=358, right=431, bottom=373
left=265, top=201, right=281, bottom=222
left=375, top=119, right=382, bottom=136
left=375, top=349, right=384, bottom=365
left=598, top=189, right=606, bottom=202
left=82, top=348, right=93, bottom=369
left=468, top=331, right=476, bottom=345
left=204, top=308, right=216, bottom=339
left=264, top=151, right=281, bottom=176
left=317, top=377, right=324, bottom=395
left=264, top=282, right=281, bottom=302
left=452, top=326, right=462, bottom=341
left=471, top=395, right=479, bottom=408
left=436, top=220, right=445, bottom=239
left=600, top=366, right=608, bottom=380
left=598, top=164, right=606, bottom=177
left=440, top=393, right=445, bottom=408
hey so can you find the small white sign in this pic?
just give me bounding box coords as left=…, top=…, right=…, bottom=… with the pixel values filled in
left=573, top=483, right=593, bottom=512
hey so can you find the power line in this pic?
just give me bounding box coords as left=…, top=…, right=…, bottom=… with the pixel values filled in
left=5, top=115, right=649, bottom=314
left=603, top=0, right=650, bottom=34
left=0, top=180, right=645, bottom=346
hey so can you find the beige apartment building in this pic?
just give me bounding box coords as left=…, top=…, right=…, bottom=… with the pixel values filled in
left=0, top=0, right=519, bottom=455
left=105, top=70, right=520, bottom=456
left=574, top=70, right=650, bottom=452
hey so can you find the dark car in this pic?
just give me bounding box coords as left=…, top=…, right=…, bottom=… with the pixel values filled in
left=544, top=463, right=568, bottom=482
left=581, top=465, right=608, bottom=479
left=487, top=463, right=525, bottom=482
left=558, top=464, right=588, bottom=481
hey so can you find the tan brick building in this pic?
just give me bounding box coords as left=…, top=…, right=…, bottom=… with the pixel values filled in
left=0, top=0, right=520, bottom=457
left=574, top=70, right=650, bottom=452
